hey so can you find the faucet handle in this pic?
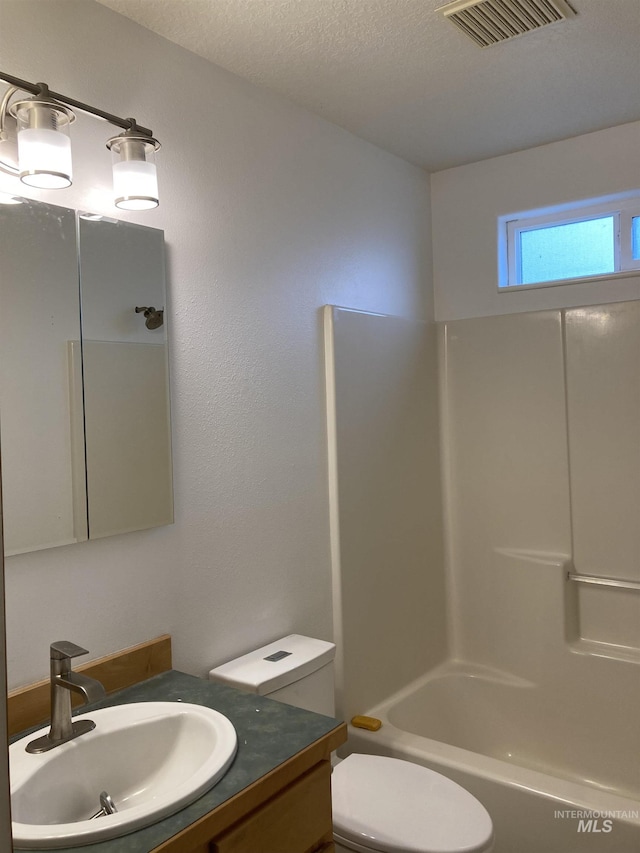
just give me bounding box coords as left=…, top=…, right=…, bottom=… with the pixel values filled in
left=50, top=641, right=90, bottom=661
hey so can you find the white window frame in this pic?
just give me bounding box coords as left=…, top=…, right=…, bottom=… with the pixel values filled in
left=499, top=192, right=640, bottom=290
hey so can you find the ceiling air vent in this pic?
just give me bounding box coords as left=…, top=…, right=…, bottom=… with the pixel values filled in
left=439, top=0, right=576, bottom=48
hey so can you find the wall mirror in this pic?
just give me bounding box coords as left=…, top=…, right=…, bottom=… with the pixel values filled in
left=0, top=198, right=173, bottom=556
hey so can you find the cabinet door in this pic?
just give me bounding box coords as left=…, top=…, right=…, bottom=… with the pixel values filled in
left=213, top=761, right=332, bottom=853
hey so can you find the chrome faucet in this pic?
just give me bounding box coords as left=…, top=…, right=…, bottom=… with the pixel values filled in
left=26, top=641, right=106, bottom=754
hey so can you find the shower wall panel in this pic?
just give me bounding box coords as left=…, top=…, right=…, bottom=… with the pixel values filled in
left=443, top=301, right=640, bottom=667
left=564, top=301, right=640, bottom=650
left=565, top=302, right=640, bottom=584
left=325, top=306, right=447, bottom=720
left=442, top=311, right=571, bottom=670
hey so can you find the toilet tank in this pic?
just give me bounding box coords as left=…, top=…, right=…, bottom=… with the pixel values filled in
left=209, top=634, right=336, bottom=717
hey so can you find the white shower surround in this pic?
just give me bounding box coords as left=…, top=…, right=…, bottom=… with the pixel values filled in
left=328, top=303, right=640, bottom=852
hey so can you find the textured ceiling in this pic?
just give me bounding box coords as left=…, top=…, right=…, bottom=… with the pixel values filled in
left=96, top=0, right=640, bottom=171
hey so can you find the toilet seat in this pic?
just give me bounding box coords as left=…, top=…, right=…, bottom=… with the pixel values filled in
left=331, top=754, right=494, bottom=853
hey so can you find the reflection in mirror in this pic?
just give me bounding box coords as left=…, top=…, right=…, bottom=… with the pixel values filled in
left=78, top=217, right=173, bottom=538
left=0, top=199, right=87, bottom=555
left=0, top=199, right=173, bottom=555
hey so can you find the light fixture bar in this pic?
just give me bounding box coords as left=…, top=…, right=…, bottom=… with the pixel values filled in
left=0, top=71, right=154, bottom=137
left=0, top=71, right=161, bottom=208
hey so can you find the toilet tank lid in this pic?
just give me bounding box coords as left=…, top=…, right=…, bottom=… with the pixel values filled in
left=208, top=634, right=335, bottom=695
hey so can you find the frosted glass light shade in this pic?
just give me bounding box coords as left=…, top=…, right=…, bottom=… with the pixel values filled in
left=112, top=159, right=158, bottom=210
left=17, top=128, right=72, bottom=188
left=13, top=101, right=74, bottom=189
left=108, top=134, right=160, bottom=210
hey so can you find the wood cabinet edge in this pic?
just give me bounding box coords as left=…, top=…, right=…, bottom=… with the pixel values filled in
left=152, top=723, right=347, bottom=853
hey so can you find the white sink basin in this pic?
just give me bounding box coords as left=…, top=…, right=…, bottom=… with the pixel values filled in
left=10, top=701, right=237, bottom=849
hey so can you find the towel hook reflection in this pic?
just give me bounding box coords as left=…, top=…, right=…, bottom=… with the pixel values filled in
left=135, top=305, right=164, bottom=330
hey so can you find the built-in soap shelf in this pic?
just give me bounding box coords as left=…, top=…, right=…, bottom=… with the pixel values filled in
left=493, top=548, right=640, bottom=663
left=566, top=567, right=640, bottom=662
left=493, top=547, right=570, bottom=568
left=567, top=572, right=640, bottom=593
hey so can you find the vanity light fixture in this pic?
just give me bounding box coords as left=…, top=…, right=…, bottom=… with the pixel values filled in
left=107, top=130, right=160, bottom=211
left=12, top=97, right=74, bottom=188
left=0, top=71, right=161, bottom=209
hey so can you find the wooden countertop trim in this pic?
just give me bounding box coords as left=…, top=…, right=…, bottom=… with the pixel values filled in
left=7, top=634, right=172, bottom=736
left=152, top=724, right=347, bottom=853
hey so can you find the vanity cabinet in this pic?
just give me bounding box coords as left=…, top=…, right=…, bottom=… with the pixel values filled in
left=8, top=637, right=347, bottom=853
left=157, top=745, right=339, bottom=853
left=209, top=761, right=333, bottom=853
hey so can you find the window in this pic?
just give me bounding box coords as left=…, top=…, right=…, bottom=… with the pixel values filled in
left=633, top=216, right=640, bottom=261
left=499, top=193, right=640, bottom=289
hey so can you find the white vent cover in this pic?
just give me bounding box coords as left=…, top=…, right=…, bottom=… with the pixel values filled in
left=439, top=0, right=576, bottom=47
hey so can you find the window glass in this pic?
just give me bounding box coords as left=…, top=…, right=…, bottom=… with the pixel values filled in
left=519, top=216, right=615, bottom=285
left=632, top=216, right=640, bottom=261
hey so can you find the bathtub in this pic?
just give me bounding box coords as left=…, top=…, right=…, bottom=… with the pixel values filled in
left=342, top=661, right=640, bottom=853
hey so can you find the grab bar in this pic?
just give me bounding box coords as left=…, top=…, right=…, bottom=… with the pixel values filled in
left=567, top=572, right=640, bottom=592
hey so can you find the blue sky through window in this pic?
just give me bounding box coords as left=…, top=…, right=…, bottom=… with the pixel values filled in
left=633, top=217, right=640, bottom=261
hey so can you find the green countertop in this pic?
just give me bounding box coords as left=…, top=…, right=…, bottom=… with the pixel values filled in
left=12, top=669, right=343, bottom=853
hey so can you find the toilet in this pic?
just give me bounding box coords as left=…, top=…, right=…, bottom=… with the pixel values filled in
left=209, top=635, right=494, bottom=853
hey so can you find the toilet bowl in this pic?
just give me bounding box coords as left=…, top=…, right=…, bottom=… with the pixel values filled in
left=209, top=635, right=494, bottom=853
left=332, top=753, right=494, bottom=853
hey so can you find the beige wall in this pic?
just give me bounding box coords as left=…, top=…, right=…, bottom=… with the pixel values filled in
left=431, top=121, right=640, bottom=321
left=0, top=0, right=432, bottom=688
